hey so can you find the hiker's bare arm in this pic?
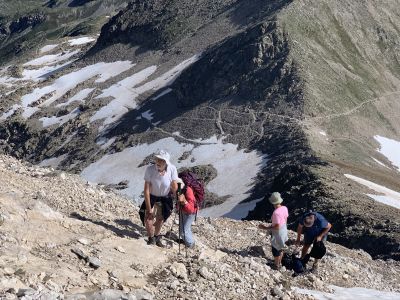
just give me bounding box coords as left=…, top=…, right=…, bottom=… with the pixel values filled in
left=144, top=181, right=152, bottom=213
left=258, top=223, right=279, bottom=230
left=170, top=180, right=178, bottom=194
left=317, top=223, right=332, bottom=241
left=296, top=224, right=303, bottom=245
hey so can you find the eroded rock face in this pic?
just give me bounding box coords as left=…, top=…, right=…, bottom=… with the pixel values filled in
left=95, top=0, right=238, bottom=50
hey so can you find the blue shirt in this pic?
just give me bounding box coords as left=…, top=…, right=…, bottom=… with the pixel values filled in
left=300, top=212, right=329, bottom=239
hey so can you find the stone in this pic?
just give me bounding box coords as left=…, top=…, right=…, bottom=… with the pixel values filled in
left=198, top=249, right=227, bottom=262
left=71, top=248, right=88, bottom=260
left=198, top=267, right=213, bottom=280
left=3, top=267, right=15, bottom=275
left=170, top=262, right=187, bottom=280
left=88, top=256, right=101, bottom=269
left=271, top=286, right=284, bottom=298
left=116, top=246, right=126, bottom=253
left=17, top=288, right=36, bottom=297
left=133, top=288, right=154, bottom=300
left=78, top=238, right=90, bottom=245
left=168, top=280, right=180, bottom=290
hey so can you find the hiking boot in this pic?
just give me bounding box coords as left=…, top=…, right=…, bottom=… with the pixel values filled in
left=155, top=236, right=165, bottom=248
left=147, top=236, right=156, bottom=245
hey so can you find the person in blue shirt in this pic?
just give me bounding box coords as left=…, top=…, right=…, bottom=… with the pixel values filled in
left=295, top=211, right=332, bottom=270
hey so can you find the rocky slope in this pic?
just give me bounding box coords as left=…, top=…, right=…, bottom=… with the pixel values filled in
left=0, top=0, right=399, bottom=261
left=0, top=154, right=399, bottom=299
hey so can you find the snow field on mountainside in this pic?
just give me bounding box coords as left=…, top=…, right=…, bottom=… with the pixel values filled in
left=39, top=44, right=59, bottom=53
left=344, top=174, right=400, bottom=209
left=24, top=50, right=80, bottom=66
left=81, top=136, right=266, bottom=218
left=56, top=88, right=95, bottom=107
left=68, top=37, right=96, bottom=46
left=21, top=61, right=134, bottom=119
left=374, top=135, right=400, bottom=171
left=89, top=65, right=157, bottom=126
left=296, top=285, right=400, bottom=300
left=91, top=54, right=201, bottom=129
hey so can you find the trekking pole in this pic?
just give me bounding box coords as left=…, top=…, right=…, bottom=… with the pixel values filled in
left=177, top=182, right=182, bottom=255
left=169, top=208, right=177, bottom=235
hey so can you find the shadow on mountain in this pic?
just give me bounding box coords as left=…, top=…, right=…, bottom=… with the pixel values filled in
left=68, top=0, right=94, bottom=7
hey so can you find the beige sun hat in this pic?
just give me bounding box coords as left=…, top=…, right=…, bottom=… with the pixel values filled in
left=269, top=192, right=283, bottom=205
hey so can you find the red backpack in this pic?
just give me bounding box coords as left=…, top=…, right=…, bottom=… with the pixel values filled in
left=178, top=171, right=205, bottom=209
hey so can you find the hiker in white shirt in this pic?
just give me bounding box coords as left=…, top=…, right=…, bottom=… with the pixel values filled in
left=143, top=150, right=178, bottom=246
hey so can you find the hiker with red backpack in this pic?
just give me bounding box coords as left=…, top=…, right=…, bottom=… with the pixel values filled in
left=176, top=171, right=204, bottom=248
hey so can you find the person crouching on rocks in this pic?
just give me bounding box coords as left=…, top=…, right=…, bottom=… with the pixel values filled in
left=258, top=192, right=289, bottom=270
left=295, top=211, right=332, bottom=270
left=142, top=149, right=178, bottom=247
left=176, top=177, right=197, bottom=248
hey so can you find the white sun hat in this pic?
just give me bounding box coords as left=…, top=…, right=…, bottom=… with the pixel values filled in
left=154, top=149, right=171, bottom=165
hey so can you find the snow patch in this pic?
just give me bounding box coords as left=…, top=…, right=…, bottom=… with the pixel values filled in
left=57, top=88, right=94, bottom=107
left=296, top=285, right=400, bottom=300
left=224, top=198, right=264, bottom=219
left=40, top=108, right=81, bottom=127
left=0, top=104, right=20, bottom=120
left=319, top=131, right=327, bottom=136
left=22, top=61, right=73, bottom=82
left=90, top=66, right=157, bottom=126
left=24, top=50, right=80, bottom=66
left=345, top=174, right=400, bottom=209
left=39, top=154, right=68, bottom=168
left=20, top=61, right=134, bottom=118
left=141, top=110, right=154, bottom=121
left=374, top=135, right=400, bottom=171
left=96, top=137, right=116, bottom=150
left=40, top=44, right=59, bottom=53
left=68, top=37, right=96, bottom=46
left=91, top=54, right=200, bottom=129
left=152, top=88, right=173, bottom=100
left=371, top=157, right=389, bottom=169
left=81, top=136, right=266, bottom=219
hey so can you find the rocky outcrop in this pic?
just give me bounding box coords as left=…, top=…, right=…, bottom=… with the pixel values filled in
left=95, top=0, right=238, bottom=50
left=0, top=154, right=398, bottom=299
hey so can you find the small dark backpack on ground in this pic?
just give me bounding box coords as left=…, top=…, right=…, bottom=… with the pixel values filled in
left=178, top=171, right=205, bottom=210
left=292, top=255, right=305, bottom=274
left=310, top=241, right=326, bottom=259
left=281, top=252, right=305, bottom=275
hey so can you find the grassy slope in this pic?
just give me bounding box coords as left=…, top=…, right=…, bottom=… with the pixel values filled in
left=280, top=0, right=400, bottom=170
